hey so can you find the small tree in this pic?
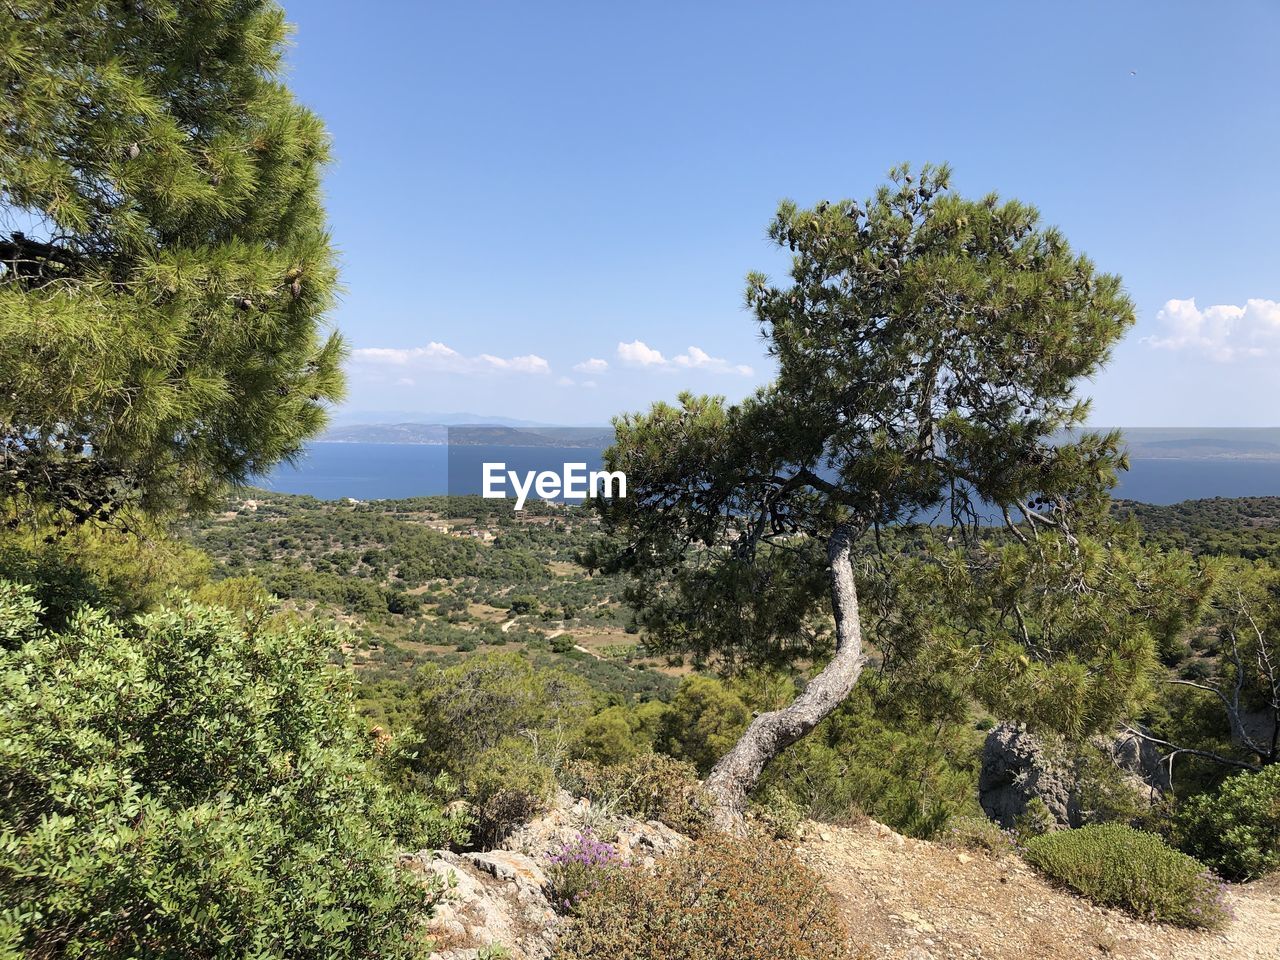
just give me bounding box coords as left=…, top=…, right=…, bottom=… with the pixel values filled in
left=1138, top=558, right=1280, bottom=777
left=601, top=166, right=1137, bottom=825
left=0, top=0, right=344, bottom=520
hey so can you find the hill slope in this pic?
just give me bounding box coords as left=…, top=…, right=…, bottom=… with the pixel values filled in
left=798, top=821, right=1280, bottom=960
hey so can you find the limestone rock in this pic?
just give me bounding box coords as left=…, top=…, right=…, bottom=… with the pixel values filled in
left=978, top=722, right=1170, bottom=830
left=402, top=793, right=693, bottom=958
left=401, top=850, right=556, bottom=960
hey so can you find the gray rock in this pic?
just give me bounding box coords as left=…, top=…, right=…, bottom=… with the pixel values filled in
left=401, top=850, right=557, bottom=960
left=402, top=793, right=693, bottom=958
left=978, top=722, right=1171, bottom=830
left=979, top=722, right=1080, bottom=829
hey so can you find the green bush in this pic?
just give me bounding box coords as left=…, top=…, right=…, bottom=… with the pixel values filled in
left=576, top=702, right=669, bottom=766
left=566, top=753, right=712, bottom=838
left=656, top=675, right=750, bottom=775
left=940, top=815, right=1014, bottom=854
left=1175, top=764, right=1280, bottom=881
left=402, top=653, right=594, bottom=843
left=557, top=836, right=853, bottom=960
left=1022, top=823, right=1231, bottom=928
left=751, top=784, right=806, bottom=840
left=0, top=583, right=438, bottom=957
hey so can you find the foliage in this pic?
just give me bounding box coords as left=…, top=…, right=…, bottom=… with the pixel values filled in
left=0, top=583, right=437, bottom=958
left=400, top=652, right=594, bottom=840
left=576, top=701, right=669, bottom=765
left=656, top=675, right=751, bottom=774
left=546, top=830, right=623, bottom=915
left=1014, top=797, right=1057, bottom=840
left=0, top=520, right=212, bottom=628
left=566, top=754, right=713, bottom=838
left=750, top=784, right=807, bottom=840
left=940, top=815, right=1015, bottom=855
left=759, top=676, right=981, bottom=838
left=1023, top=824, right=1231, bottom=928
left=1117, top=496, right=1280, bottom=562
left=557, top=835, right=853, bottom=960
left=0, top=0, right=344, bottom=517
left=600, top=164, right=1135, bottom=666
left=1174, top=764, right=1280, bottom=881
left=592, top=166, right=1139, bottom=812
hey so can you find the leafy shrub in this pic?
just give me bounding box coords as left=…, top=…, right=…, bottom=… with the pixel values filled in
left=546, top=830, right=622, bottom=914
left=576, top=702, right=669, bottom=766
left=1022, top=823, right=1231, bottom=928
left=751, top=784, right=806, bottom=840
left=1175, top=764, right=1280, bottom=881
left=403, top=653, right=594, bottom=843
left=940, top=815, right=1015, bottom=854
left=557, top=836, right=853, bottom=959
left=656, top=675, right=750, bottom=775
left=566, top=753, right=712, bottom=837
left=0, top=583, right=438, bottom=957
left=467, top=736, right=558, bottom=846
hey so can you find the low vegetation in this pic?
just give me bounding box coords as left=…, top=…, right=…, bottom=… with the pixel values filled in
left=557, top=836, right=854, bottom=960
left=0, top=583, right=443, bottom=958
left=1174, top=764, right=1280, bottom=881
left=1023, top=824, right=1232, bottom=928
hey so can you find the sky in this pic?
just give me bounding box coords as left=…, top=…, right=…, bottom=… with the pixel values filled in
left=281, top=0, right=1279, bottom=427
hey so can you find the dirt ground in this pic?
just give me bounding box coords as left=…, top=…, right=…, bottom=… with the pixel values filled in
left=796, top=820, right=1280, bottom=960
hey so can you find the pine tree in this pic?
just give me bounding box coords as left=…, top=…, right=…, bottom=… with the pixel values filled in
left=0, top=0, right=344, bottom=519
left=599, top=165, right=1144, bottom=826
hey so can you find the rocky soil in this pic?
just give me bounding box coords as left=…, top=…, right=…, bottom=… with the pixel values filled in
left=799, top=819, right=1280, bottom=960
left=403, top=795, right=1280, bottom=960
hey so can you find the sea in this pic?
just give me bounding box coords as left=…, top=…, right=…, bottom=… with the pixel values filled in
left=260, top=442, right=1280, bottom=506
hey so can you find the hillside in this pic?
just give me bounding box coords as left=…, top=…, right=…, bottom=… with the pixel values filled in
left=407, top=793, right=1280, bottom=960
left=1116, top=495, right=1280, bottom=559
left=800, top=820, right=1280, bottom=960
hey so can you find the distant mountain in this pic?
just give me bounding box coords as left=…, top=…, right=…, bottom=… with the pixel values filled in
left=320, top=423, right=448, bottom=444
left=1099, top=428, right=1280, bottom=460
left=327, top=410, right=557, bottom=428
left=318, top=422, right=616, bottom=447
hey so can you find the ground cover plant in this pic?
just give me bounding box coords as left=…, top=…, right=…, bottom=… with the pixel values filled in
left=1022, top=823, right=1232, bottom=928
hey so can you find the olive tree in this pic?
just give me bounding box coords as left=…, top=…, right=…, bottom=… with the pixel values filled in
left=600, top=165, right=1137, bottom=824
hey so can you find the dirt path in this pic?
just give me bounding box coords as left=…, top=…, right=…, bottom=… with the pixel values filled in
left=796, top=820, right=1280, bottom=960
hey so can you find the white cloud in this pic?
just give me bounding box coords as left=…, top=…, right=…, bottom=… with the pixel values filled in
left=616, top=340, right=753, bottom=376
left=617, top=340, right=667, bottom=367
left=556, top=376, right=575, bottom=387
left=1143, top=298, right=1280, bottom=361
left=573, top=357, right=609, bottom=374
left=673, top=345, right=755, bottom=376
left=351, top=342, right=550, bottom=375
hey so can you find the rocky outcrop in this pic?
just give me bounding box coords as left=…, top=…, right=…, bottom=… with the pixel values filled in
left=978, top=722, right=1169, bottom=830
left=403, top=793, right=691, bottom=959
left=979, top=723, right=1081, bottom=829
left=402, top=849, right=556, bottom=960
left=504, top=792, right=688, bottom=870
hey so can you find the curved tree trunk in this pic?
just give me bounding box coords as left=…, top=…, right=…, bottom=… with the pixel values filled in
left=703, top=522, right=867, bottom=832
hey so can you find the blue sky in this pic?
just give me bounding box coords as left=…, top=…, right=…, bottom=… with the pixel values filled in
left=283, top=1, right=1279, bottom=426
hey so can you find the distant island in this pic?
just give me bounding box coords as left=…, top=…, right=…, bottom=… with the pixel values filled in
left=321, top=421, right=1280, bottom=460
left=319, top=422, right=616, bottom=448
left=1098, top=427, right=1280, bottom=461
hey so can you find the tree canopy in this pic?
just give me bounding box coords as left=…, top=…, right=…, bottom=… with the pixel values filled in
left=0, top=0, right=344, bottom=519
left=599, top=165, right=1145, bottom=818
